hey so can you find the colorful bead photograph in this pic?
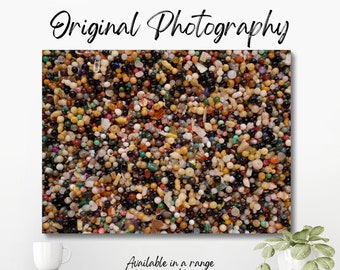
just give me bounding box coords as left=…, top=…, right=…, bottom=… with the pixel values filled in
left=42, top=50, right=291, bottom=234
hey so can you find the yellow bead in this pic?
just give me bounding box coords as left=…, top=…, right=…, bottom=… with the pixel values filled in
left=77, top=108, right=85, bottom=115
left=127, top=224, right=135, bottom=232
left=242, top=151, right=249, bottom=157
left=250, top=148, right=257, bottom=155
left=260, top=148, right=268, bottom=155
left=93, top=110, right=101, bottom=117
left=222, top=64, right=229, bottom=71
left=225, top=219, right=232, bottom=225
left=170, top=104, right=177, bottom=112
left=248, top=154, right=255, bottom=161
left=258, top=172, right=266, bottom=180
left=210, top=201, right=217, bottom=209
left=77, top=120, right=84, bottom=127
left=243, top=134, right=250, bottom=141
left=71, top=116, right=78, bottom=123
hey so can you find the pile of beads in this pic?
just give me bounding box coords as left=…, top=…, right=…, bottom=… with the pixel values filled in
left=42, top=50, right=291, bottom=234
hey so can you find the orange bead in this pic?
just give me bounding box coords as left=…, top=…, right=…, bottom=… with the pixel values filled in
left=235, top=55, right=244, bottom=63
left=192, top=56, right=198, bottom=64
left=270, top=156, right=279, bottom=164
left=140, top=143, right=148, bottom=152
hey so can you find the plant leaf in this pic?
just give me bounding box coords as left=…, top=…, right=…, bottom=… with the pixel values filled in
left=315, top=257, right=335, bottom=270
left=265, top=237, right=284, bottom=242
left=309, top=235, right=329, bottom=243
left=254, top=242, right=267, bottom=250
left=302, top=260, right=318, bottom=270
left=314, top=244, right=335, bottom=257
left=282, top=230, right=292, bottom=241
left=292, top=229, right=309, bottom=243
left=303, top=225, right=313, bottom=232
left=310, top=226, right=324, bottom=236
left=274, top=241, right=291, bottom=251
left=262, top=246, right=275, bottom=259
left=256, top=262, right=271, bottom=270
left=291, top=244, right=311, bottom=260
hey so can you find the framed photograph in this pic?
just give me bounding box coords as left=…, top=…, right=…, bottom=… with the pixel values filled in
left=42, top=49, right=291, bottom=234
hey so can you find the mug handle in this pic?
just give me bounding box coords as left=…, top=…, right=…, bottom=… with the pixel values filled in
left=62, top=246, right=72, bottom=264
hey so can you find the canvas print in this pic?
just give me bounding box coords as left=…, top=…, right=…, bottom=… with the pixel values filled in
left=42, top=50, right=291, bottom=234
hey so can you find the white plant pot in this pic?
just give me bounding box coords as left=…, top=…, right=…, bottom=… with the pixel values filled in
left=277, top=248, right=316, bottom=270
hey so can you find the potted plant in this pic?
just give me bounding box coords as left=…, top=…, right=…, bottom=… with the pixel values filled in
left=254, top=225, right=335, bottom=270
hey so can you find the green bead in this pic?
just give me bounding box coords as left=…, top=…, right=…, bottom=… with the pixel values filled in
left=62, top=106, right=69, bottom=114
left=94, top=140, right=100, bottom=146
left=213, top=96, right=220, bottom=103
left=148, top=162, right=159, bottom=172
left=232, top=135, right=239, bottom=144
left=260, top=221, right=267, bottom=227
left=42, top=56, right=49, bottom=63
left=90, top=102, right=96, bottom=108
left=76, top=182, right=84, bottom=187
left=64, top=121, right=72, bottom=128
left=139, top=151, right=146, bottom=157
left=53, top=76, right=59, bottom=82
left=217, top=120, right=224, bottom=126
left=281, top=127, right=289, bottom=133
left=79, top=200, right=88, bottom=206
left=77, top=114, right=83, bottom=120
left=157, top=203, right=165, bottom=209
left=266, top=173, right=272, bottom=179
left=204, top=223, right=211, bottom=232
left=164, top=93, right=170, bottom=100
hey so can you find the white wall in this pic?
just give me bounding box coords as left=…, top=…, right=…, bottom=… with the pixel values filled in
left=1, top=0, right=339, bottom=269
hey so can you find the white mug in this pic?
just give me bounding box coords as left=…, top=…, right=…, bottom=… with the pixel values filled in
left=33, top=242, right=71, bottom=270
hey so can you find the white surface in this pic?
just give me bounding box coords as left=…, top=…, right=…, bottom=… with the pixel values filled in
left=1, top=0, right=340, bottom=269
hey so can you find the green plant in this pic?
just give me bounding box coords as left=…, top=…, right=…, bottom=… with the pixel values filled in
left=254, top=225, right=335, bottom=270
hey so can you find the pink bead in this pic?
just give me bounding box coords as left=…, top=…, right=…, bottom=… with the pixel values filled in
left=98, top=228, right=105, bottom=234
left=185, top=55, right=191, bottom=61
